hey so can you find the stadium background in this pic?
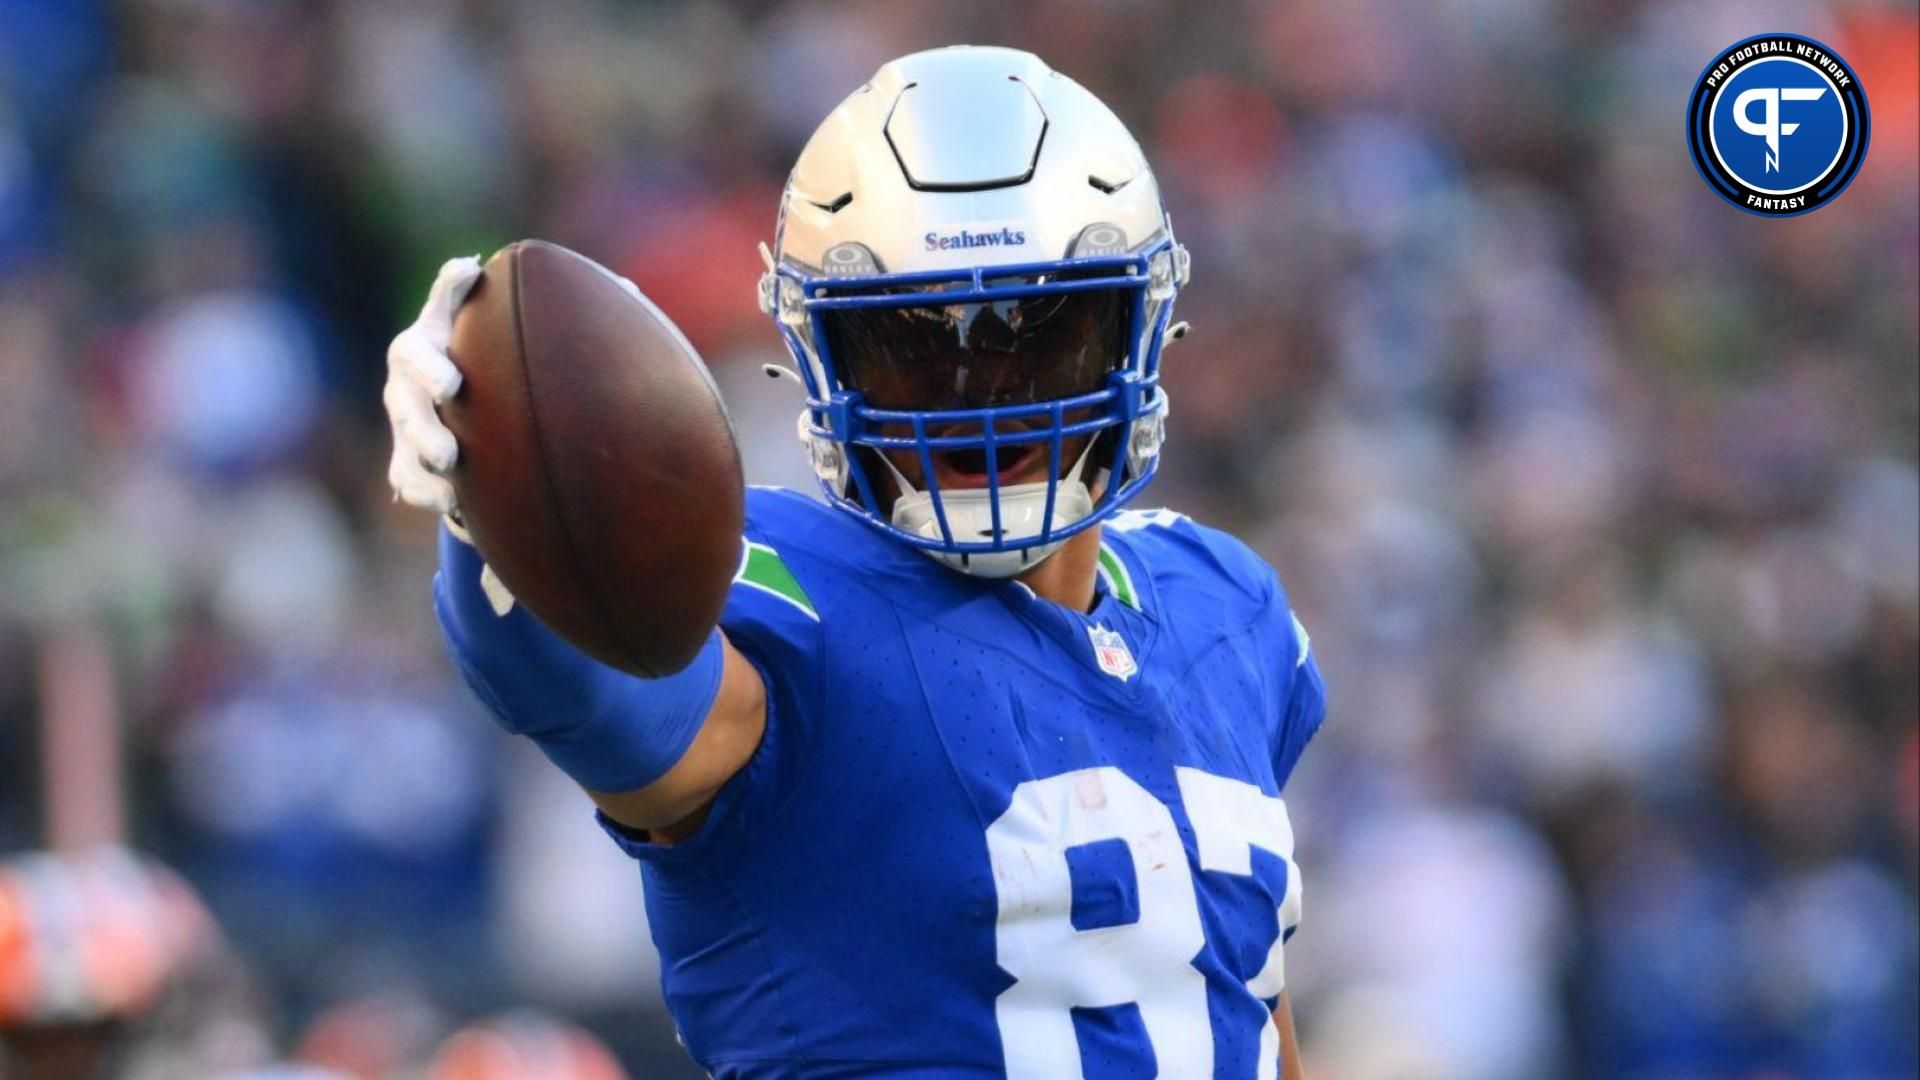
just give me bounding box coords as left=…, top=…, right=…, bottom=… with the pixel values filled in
left=0, top=0, right=1914, bottom=1076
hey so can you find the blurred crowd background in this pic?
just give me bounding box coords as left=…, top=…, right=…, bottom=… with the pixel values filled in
left=0, top=0, right=1914, bottom=1077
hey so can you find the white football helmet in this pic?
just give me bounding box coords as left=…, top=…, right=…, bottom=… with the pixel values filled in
left=760, top=46, right=1188, bottom=577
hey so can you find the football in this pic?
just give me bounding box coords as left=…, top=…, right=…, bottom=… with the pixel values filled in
left=442, top=240, right=743, bottom=677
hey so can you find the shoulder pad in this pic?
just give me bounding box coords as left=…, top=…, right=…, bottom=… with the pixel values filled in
left=1104, top=507, right=1275, bottom=608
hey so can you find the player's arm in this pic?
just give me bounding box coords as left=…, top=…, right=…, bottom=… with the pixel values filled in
left=391, top=258, right=765, bottom=837
left=433, top=526, right=766, bottom=834
left=587, top=644, right=764, bottom=840
left=1275, top=991, right=1304, bottom=1080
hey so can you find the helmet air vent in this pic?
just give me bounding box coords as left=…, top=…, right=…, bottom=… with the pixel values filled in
left=883, top=73, right=1048, bottom=192
left=808, top=192, right=854, bottom=213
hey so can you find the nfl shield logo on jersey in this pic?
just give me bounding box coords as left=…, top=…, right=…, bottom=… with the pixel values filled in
left=1088, top=624, right=1137, bottom=680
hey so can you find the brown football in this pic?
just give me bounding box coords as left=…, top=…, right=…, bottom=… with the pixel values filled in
left=442, top=240, right=743, bottom=677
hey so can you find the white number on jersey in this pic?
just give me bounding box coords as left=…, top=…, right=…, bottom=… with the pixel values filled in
left=1104, top=508, right=1188, bottom=533
left=985, top=765, right=1301, bottom=1079
left=1176, top=767, right=1302, bottom=1080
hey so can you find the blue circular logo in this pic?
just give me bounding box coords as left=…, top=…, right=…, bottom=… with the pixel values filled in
left=1687, top=34, right=1869, bottom=216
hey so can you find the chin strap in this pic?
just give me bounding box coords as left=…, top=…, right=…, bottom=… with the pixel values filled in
left=884, top=437, right=1103, bottom=578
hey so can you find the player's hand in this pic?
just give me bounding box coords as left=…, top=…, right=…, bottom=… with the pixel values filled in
left=385, top=255, right=517, bottom=615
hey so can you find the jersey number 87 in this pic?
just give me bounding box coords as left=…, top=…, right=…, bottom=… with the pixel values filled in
left=987, top=766, right=1301, bottom=1079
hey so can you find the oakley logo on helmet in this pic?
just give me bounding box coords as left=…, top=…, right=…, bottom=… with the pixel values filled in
left=1686, top=33, right=1869, bottom=216
left=924, top=225, right=1030, bottom=252
left=821, top=243, right=881, bottom=277
left=1070, top=223, right=1131, bottom=259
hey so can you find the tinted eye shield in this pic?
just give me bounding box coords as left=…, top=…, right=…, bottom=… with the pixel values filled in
left=792, top=250, right=1157, bottom=425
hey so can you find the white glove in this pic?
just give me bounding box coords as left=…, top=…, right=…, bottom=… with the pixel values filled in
left=384, top=255, right=517, bottom=615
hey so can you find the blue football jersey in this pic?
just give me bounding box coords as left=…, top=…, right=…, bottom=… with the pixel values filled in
left=581, top=487, right=1328, bottom=1079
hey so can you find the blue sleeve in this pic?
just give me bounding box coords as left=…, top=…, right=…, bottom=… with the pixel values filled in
left=1272, top=585, right=1327, bottom=790
left=433, top=525, right=718, bottom=792
left=1276, top=650, right=1327, bottom=788
left=595, top=488, right=833, bottom=864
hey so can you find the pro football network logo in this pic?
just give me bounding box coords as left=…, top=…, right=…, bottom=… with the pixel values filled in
left=1687, top=33, right=1870, bottom=217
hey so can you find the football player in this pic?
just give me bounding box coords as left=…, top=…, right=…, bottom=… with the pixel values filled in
left=0, top=847, right=269, bottom=1080
left=386, top=46, right=1326, bottom=1079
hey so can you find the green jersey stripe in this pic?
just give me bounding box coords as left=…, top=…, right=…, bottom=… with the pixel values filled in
left=1097, top=543, right=1140, bottom=611
left=735, top=540, right=820, bottom=621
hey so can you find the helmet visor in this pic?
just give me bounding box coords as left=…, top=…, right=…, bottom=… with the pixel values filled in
left=820, top=279, right=1131, bottom=412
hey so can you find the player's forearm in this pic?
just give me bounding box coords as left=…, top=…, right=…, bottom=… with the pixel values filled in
left=587, top=639, right=766, bottom=835
left=434, top=523, right=623, bottom=720
left=432, top=523, right=723, bottom=793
